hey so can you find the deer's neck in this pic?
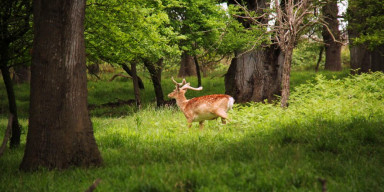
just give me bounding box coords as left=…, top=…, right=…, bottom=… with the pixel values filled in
left=175, top=94, right=188, bottom=111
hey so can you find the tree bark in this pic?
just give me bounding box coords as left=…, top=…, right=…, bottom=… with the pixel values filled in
left=0, top=64, right=21, bottom=148
left=20, top=0, right=102, bottom=171
left=178, top=51, right=197, bottom=77
left=349, top=44, right=370, bottom=74
left=225, top=47, right=284, bottom=103
left=131, top=62, right=141, bottom=109
left=322, top=0, right=342, bottom=71
left=315, top=46, right=324, bottom=72
left=121, top=63, right=145, bottom=89
left=347, top=0, right=384, bottom=74
left=1, top=31, right=22, bottom=148
left=193, top=55, right=202, bottom=87
left=225, top=0, right=283, bottom=103
left=370, top=46, right=384, bottom=72
left=349, top=44, right=384, bottom=74
left=144, top=59, right=165, bottom=107
left=348, top=19, right=384, bottom=73
left=280, top=48, right=293, bottom=108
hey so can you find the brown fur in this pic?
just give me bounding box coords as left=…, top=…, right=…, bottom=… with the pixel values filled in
left=168, top=88, right=234, bottom=129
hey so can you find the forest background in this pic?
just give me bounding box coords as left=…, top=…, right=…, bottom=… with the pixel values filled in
left=0, top=0, right=384, bottom=191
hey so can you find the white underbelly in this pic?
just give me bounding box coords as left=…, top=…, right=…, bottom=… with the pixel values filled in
left=192, top=113, right=217, bottom=122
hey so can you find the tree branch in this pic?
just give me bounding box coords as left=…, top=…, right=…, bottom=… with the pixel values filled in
left=109, top=73, right=132, bottom=81
left=84, top=178, right=101, bottom=192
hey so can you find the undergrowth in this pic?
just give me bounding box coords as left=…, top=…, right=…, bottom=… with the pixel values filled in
left=0, top=72, right=383, bottom=191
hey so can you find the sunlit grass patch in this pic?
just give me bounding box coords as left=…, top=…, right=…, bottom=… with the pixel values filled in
left=1, top=72, right=384, bottom=191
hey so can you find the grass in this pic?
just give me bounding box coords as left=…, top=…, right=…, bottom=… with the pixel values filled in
left=0, top=69, right=384, bottom=191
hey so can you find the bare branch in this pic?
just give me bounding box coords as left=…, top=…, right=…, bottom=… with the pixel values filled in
left=84, top=178, right=101, bottom=192
left=318, top=18, right=345, bottom=45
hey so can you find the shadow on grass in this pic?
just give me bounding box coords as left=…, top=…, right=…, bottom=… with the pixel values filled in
left=93, top=116, right=384, bottom=191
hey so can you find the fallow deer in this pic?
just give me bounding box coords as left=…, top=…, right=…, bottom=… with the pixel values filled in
left=168, top=77, right=234, bottom=129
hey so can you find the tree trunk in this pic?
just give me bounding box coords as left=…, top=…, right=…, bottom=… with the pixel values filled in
left=225, top=47, right=284, bottom=103
left=315, top=46, right=324, bottom=72
left=144, top=59, right=165, bottom=107
left=349, top=44, right=370, bottom=74
left=349, top=44, right=384, bottom=74
left=225, top=0, right=283, bottom=103
left=0, top=65, right=21, bottom=148
left=322, top=0, right=342, bottom=71
left=280, top=48, right=293, bottom=108
left=0, top=39, right=21, bottom=148
left=193, top=55, right=202, bottom=87
left=347, top=0, right=384, bottom=74
left=20, top=0, right=102, bottom=171
left=348, top=23, right=384, bottom=73
left=370, top=46, right=384, bottom=72
left=178, top=51, right=196, bottom=77
left=121, top=63, right=145, bottom=89
left=131, top=62, right=141, bottom=109
left=347, top=0, right=366, bottom=74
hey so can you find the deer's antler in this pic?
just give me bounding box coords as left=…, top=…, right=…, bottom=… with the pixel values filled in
left=180, top=83, right=203, bottom=91
left=172, top=77, right=187, bottom=85
left=172, top=77, right=188, bottom=90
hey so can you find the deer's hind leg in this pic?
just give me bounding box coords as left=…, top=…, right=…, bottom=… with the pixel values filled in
left=215, top=109, right=228, bottom=124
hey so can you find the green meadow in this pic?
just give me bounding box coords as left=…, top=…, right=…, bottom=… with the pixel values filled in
left=1, top=69, right=384, bottom=191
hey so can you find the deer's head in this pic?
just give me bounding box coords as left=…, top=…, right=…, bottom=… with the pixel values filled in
left=168, top=77, right=202, bottom=99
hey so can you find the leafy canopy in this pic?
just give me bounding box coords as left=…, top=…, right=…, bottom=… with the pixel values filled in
left=85, top=0, right=181, bottom=64
left=85, top=0, right=269, bottom=67
left=346, top=0, right=384, bottom=49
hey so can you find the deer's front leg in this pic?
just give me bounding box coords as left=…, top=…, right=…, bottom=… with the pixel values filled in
left=187, top=118, right=193, bottom=128
left=199, top=121, right=204, bottom=130
left=184, top=112, right=194, bottom=128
